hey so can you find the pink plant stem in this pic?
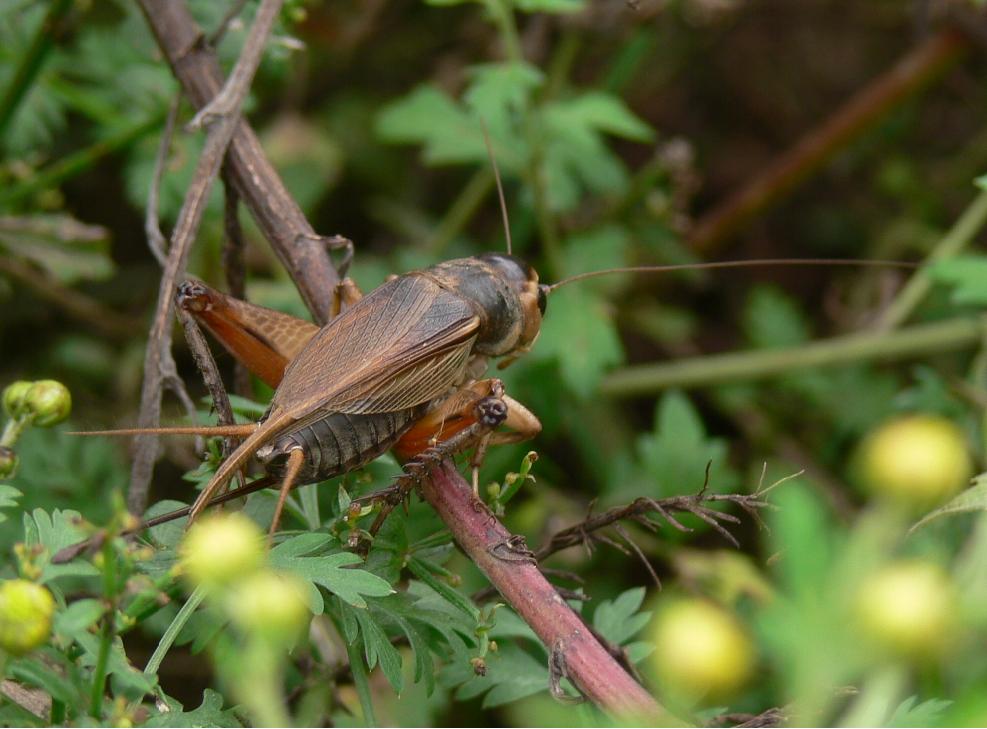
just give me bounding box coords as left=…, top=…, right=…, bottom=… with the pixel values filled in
left=420, top=460, right=667, bottom=720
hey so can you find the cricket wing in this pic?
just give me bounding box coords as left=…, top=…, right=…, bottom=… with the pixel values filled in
left=271, top=273, right=480, bottom=420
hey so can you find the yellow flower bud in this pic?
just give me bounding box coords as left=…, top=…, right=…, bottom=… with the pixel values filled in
left=2, top=381, right=33, bottom=420
left=228, top=571, right=309, bottom=643
left=649, top=598, right=754, bottom=701
left=855, top=561, right=954, bottom=659
left=23, top=380, right=72, bottom=428
left=0, top=580, right=55, bottom=655
left=856, top=414, right=972, bottom=509
left=178, top=512, right=265, bottom=590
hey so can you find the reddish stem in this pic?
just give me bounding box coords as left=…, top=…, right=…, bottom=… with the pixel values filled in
left=420, top=460, right=667, bottom=720
left=689, top=27, right=970, bottom=253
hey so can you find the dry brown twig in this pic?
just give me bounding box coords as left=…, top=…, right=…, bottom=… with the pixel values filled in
left=128, top=0, right=287, bottom=513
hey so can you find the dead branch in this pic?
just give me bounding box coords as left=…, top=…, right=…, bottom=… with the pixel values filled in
left=128, top=0, right=285, bottom=514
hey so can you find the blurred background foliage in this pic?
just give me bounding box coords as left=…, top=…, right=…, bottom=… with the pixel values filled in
left=4, top=0, right=987, bottom=726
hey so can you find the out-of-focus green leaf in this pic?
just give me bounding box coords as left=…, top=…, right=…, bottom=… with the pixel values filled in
left=53, top=598, right=105, bottom=641
left=635, top=390, right=739, bottom=497
left=515, top=0, right=585, bottom=12
left=376, top=85, right=485, bottom=165
left=743, top=285, right=810, bottom=349
left=928, top=256, right=987, bottom=306
left=534, top=285, right=623, bottom=397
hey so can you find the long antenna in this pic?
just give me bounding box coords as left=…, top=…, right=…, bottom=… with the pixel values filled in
left=545, top=258, right=919, bottom=292
left=480, top=119, right=513, bottom=255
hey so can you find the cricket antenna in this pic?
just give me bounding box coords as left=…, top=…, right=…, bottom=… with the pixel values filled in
left=544, top=258, right=919, bottom=293
left=480, top=119, right=513, bottom=256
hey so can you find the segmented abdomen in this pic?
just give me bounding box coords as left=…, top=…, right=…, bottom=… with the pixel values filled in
left=257, top=405, right=429, bottom=483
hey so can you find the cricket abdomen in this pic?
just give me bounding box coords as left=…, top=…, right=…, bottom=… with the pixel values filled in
left=257, top=405, right=430, bottom=483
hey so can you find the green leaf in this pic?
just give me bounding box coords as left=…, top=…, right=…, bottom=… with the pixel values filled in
left=277, top=552, right=393, bottom=608
left=534, top=286, right=623, bottom=397
left=635, top=391, right=739, bottom=498
left=0, top=483, right=22, bottom=523
left=515, top=0, right=586, bottom=12
left=53, top=598, right=105, bottom=641
left=9, top=655, right=79, bottom=705
left=548, top=91, right=653, bottom=142
left=145, top=499, right=190, bottom=550
left=910, top=475, right=987, bottom=533
left=144, top=689, right=243, bottom=727
left=23, top=508, right=100, bottom=583
left=742, top=285, right=811, bottom=349
left=888, top=696, right=953, bottom=727
left=927, top=256, right=987, bottom=306
left=351, top=606, right=404, bottom=694
left=375, top=85, right=484, bottom=165
left=76, top=631, right=157, bottom=695
left=593, top=587, right=650, bottom=645
left=446, top=642, right=548, bottom=708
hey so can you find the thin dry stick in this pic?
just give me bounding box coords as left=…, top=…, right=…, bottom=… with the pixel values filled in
left=128, top=0, right=285, bottom=514
left=689, top=27, right=970, bottom=253
left=145, top=96, right=181, bottom=267
left=137, top=0, right=340, bottom=321
left=177, top=309, right=238, bottom=449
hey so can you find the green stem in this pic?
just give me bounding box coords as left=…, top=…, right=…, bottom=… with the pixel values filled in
left=342, top=627, right=377, bottom=727
left=143, top=586, right=206, bottom=679
left=601, top=316, right=985, bottom=396
left=299, top=482, right=320, bottom=531
left=875, top=189, right=987, bottom=330
left=0, top=419, right=27, bottom=448
left=0, top=0, right=73, bottom=138
left=0, top=112, right=164, bottom=208
left=90, top=538, right=118, bottom=718
left=426, top=168, right=494, bottom=255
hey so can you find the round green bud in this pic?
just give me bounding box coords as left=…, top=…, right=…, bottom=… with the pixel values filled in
left=0, top=447, right=17, bottom=479
left=855, top=561, right=954, bottom=659
left=856, top=414, right=972, bottom=509
left=228, top=571, right=310, bottom=643
left=649, top=598, right=754, bottom=700
left=178, top=512, right=265, bottom=590
left=2, top=381, right=33, bottom=420
left=0, top=580, right=55, bottom=655
left=23, top=380, right=72, bottom=428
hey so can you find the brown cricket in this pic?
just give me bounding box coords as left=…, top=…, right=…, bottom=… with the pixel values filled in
left=63, top=251, right=917, bottom=556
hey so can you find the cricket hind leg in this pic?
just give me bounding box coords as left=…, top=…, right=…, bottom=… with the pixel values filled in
left=367, top=379, right=541, bottom=538
left=269, top=448, right=306, bottom=541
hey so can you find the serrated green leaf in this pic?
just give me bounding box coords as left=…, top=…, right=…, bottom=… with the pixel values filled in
left=53, top=598, right=105, bottom=641
left=25, top=508, right=100, bottom=583
left=353, top=607, right=404, bottom=694
left=0, top=483, right=22, bottom=522
left=76, top=631, right=157, bottom=694
left=888, top=695, right=952, bottom=727
left=910, top=475, right=987, bottom=533
left=144, top=689, right=242, bottom=727
left=534, top=286, right=623, bottom=397
left=593, top=587, right=650, bottom=645
left=376, top=85, right=484, bottom=165
left=635, top=391, right=739, bottom=498
left=279, top=552, right=392, bottom=608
